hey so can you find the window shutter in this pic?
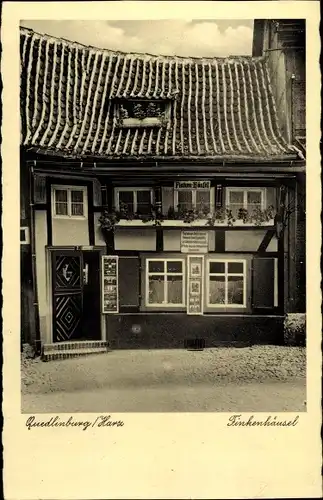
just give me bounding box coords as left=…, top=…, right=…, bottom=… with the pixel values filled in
left=118, top=256, right=140, bottom=310
left=34, top=174, right=47, bottom=203
left=252, top=257, right=275, bottom=309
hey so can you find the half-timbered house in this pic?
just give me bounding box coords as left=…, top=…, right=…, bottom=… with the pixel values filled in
left=20, top=23, right=305, bottom=359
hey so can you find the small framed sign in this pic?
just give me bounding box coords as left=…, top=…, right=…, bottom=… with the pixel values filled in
left=190, top=280, right=201, bottom=296
left=102, top=256, right=119, bottom=313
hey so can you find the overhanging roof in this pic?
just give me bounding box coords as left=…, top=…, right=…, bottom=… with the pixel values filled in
left=20, top=27, right=302, bottom=162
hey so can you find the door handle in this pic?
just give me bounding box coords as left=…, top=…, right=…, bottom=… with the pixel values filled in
left=83, top=263, right=89, bottom=285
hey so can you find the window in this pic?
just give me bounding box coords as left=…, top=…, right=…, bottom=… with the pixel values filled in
left=226, top=188, right=265, bottom=217
left=116, top=100, right=170, bottom=128
left=52, top=186, right=87, bottom=218
left=174, top=187, right=214, bottom=214
left=115, top=187, right=153, bottom=215
left=146, top=259, right=185, bottom=307
left=207, top=260, right=246, bottom=307
left=20, top=226, right=30, bottom=244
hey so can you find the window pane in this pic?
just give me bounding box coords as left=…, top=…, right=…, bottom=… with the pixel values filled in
left=196, top=190, right=211, bottom=212
left=71, top=190, right=84, bottom=203
left=177, top=190, right=193, bottom=211
left=71, top=203, right=84, bottom=216
left=148, top=260, right=164, bottom=273
left=118, top=191, right=134, bottom=212
left=55, top=202, right=68, bottom=215
left=247, top=191, right=262, bottom=204
left=209, top=262, right=225, bottom=274
left=148, top=275, right=164, bottom=304
left=209, top=276, right=225, bottom=304
left=55, top=189, right=67, bottom=203
left=227, top=276, right=244, bottom=305
left=247, top=203, right=262, bottom=214
left=55, top=191, right=68, bottom=215
left=136, top=190, right=151, bottom=214
left=228, top=262, right=244, bottom=274
left=229, top=191, right=244, bottom=204
left=167, top=276, right=183, bottom=304
left=166, top=261, right=182, bottom=273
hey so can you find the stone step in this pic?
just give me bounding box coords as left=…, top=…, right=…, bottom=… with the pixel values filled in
left=42, top=347, right=108, bottom=362
left=43, top=341, right=107, bottom=353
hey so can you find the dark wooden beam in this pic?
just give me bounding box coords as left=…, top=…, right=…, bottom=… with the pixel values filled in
left=257, top=229, right=275, bottom=252
left=215, top=230, right=225, bottom=252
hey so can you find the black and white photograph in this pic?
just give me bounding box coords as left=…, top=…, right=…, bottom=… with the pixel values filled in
left=19, top=16, right=308, bottom=414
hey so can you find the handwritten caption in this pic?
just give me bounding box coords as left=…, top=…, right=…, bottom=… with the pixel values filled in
left=227, top=414, right=299, bottom=427
left=26, top=415, right=124, bottom=431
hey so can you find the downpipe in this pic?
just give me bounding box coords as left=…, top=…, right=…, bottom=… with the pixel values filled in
left=29, top=163, right=41, bottom=355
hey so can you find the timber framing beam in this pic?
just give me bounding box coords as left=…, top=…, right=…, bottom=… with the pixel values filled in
left=257, top=229, right=276, bottom=252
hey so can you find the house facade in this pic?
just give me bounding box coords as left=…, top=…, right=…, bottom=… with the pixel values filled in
left=20, top=23, right=305, bottom=357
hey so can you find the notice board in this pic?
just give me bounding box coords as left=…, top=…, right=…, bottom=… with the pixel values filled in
left=102, top=255, right=119, bottom=313
left=181, top=231, right=208, bottom=253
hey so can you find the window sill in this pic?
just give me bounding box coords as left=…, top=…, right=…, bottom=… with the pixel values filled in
left=53, top=215, right=87, bottom=220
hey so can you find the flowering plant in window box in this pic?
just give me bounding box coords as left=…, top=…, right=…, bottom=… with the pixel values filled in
left=99, top=204, right=165, bottom=236
left=99, top=204, right=276, bottom=236
left=165, top=205, right=275, bottom=226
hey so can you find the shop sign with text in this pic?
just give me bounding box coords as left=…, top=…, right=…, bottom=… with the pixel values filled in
left=174, top=180, right=211, bottom=190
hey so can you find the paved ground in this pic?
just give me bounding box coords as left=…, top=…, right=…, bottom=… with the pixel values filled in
left=21, top=346, right=306, bottom=413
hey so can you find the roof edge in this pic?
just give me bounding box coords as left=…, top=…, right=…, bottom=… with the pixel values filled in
left=20, top=25, right=266, bottom=63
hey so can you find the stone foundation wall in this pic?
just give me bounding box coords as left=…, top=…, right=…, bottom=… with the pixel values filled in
left=106, top=314, right=284, bottom=349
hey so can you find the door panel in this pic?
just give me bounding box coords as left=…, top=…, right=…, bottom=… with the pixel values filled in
left=82, top=251, right=101, bottom=339
left=54, top=291, right=83, bottom=342
left=52, top=251, right=83, bottom=342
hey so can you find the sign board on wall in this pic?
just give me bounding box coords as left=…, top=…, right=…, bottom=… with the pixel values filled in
left=102, top=256, right=119, bottom=313
left=181, top=231, right=208, bottom=253
left=174, top=180, right=210, bottom=190
left=187, top=255, right=204, bottom=315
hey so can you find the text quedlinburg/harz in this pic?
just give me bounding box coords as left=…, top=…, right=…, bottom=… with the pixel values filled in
left=26, top=415, right=124, bottom=431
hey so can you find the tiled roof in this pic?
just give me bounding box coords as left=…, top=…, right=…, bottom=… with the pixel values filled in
left=20, top=27, right=301, bottom=161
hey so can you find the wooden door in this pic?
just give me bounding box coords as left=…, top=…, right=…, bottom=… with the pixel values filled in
left=52, top=250, right=83, bottom=342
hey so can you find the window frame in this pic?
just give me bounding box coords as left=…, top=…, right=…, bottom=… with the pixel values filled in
left=115, top=187, right=153, bottom=213
left=145, top=257, right=186, bottom=308
left=226, top=187, right=266, bottom=212
left=51, top=185, right=88, bottom=220
left=174, top=187, right=215, bottom=213
left=207, top=258, right=247, bottom=308
left=20, top=226, right=30, bottom=244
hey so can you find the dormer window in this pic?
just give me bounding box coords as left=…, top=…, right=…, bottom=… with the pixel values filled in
left=115, top=99, right=170, bottom=128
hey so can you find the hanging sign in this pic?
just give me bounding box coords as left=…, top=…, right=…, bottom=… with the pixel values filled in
left=102, top=256, right=119, bottom=313
left=181, top=231, right=208, bottom=253
left=174, top=180, right=210, bottom=190
left=187, top=255, right=204, bottom=315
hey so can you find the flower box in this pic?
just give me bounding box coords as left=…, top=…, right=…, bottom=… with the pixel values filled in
left=115, top=218, right=275, bottom=228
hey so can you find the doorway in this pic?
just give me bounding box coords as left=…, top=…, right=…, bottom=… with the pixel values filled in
left=52, top=250, right=101, bottom=342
